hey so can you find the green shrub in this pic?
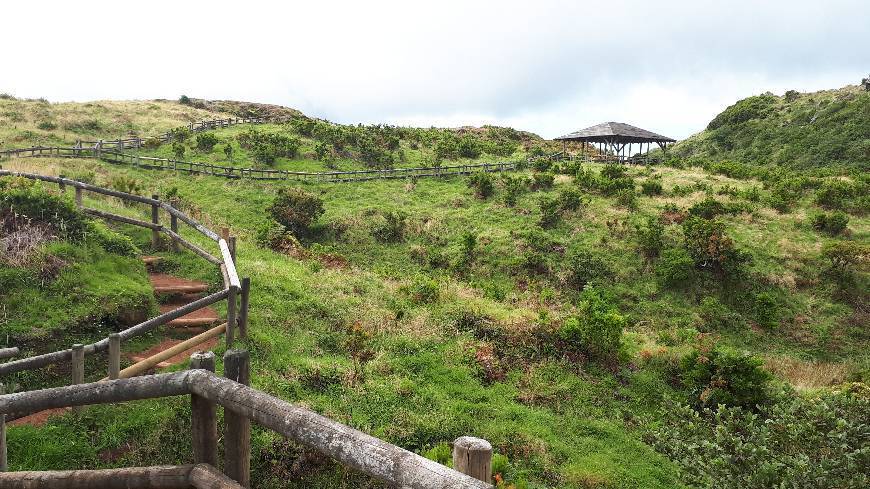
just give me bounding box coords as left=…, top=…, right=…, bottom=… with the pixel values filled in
left=556, top=187, right=583, bottom=211
left=688, top=197, right=728, bottom=219
left=313, top=141, right=330, bottom=161
left=90, top=221, right=139, bottom=256
left=467, top=172, right=494, bottom=199
left=752, top=291, right=780, bottom=328
left=682, top=217, right=751, bottom=277
left=636, top=215, right=665, bottom=257
left=821, top=241, right=869, bottom=288
left=237, top=129, right=301, bottom=165
left=170, top=127, right=191, bottom=142
left=559, top=287, right=626, bottom=362
left=815, top=180, right=859, bottom=210
left=457, top=136, right=481, bottom=159
left=178, top=95, right=192, bottom=105
left=614, top=188, right=637, bottom=210
left=657, top=248, right=695, bottom=288
left=564, top=247, right=614, bottom=288
left=195, top=132, right=219, bottom=152
left=371, top=210, right=407, bottom=243
left=143, top=138, right=162, bottom=150
left=641, top=179, right=663, bottom=196
left=698, top=297, right=746, bottom=330
left=223, top=144, right=234, bottom=160
left=650, top=389, right=869, bottom=489
left=679, top=346, right=770, bottom=409
left=811, top=211, right=849, bottom=235
left=108, top=175, right=143, bottom=197
left=37, top=121, right=57, bottom=131
left=172, top=141, right=186, bottom=159
left=500, top=175, right=527, bottom=207
left=530, top=172, right=554, bottom=190
left=0, top=180, right=89, bottom=240
left=537, top=196, right=561, bottom=228
left=404, top=274, right=440, bottom=304
left=267, top=187, right=325, bottom=237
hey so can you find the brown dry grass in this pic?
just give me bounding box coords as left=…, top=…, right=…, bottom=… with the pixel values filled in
left=764, top=356, right=850, bottom=390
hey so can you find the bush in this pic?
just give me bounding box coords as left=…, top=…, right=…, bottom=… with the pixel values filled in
left=650, top=389, right=870, bottom=489
left=500, top=175, right=527, bottom=207
left=179, top=95, right=192, bottom=105
left=170, top=127, right=191, bottom=142
left=267, top=187, right=324, bottom=237
left=237, top=129, right=301, bottom=165
left=195, top=132, right=219, bottom=152
left=37, top=121, right=57, bottom=131
left=143, top=137, right=162, bottom=150
left=530, top=172, right=554, bottom=190
left=371, top=210, right=407, bottom=243
left=0, top=180, right=90, bottom=241
left=641, top=179, right=663, bottom=196
left=537, top=196, right=561, bottom=228
left=559, top=287, right=626, bottom=362
left=564, top=247, right=614, bottom=288
left=614, top=189, right=637, bottom=210
left=657, top=248, right=695, bottom=288
left=682, top=217, right=751, bottom=277
left=108, top=175, right=143, bottom=196
left=172, top=141, right=186, bottom=159
left=636, top=215, right=665, bottom=257
left=752, top=291, right=780, bottom=328
left=698, top=297, right=746, bottom=330
left=821, top=241, right=869, bottom=288
left=811, top=211, right=849, bottom=235
left=457, top=136, right=481, bottom=159
left=680, top=346, right=770, bottom=409
left=404, top=274, right=440, bottom=304
left=467, top=172, right=494, bottom=199
left=815, top=180, right=859, bottom=210
left=688, top=196, right=728, bottom=219
left=556, top=187, right=583, bottom=211
left=223, top=144, right=234, bottom=160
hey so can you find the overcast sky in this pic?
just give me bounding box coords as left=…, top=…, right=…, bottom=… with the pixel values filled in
left=2, top=1, right=868, bottom=139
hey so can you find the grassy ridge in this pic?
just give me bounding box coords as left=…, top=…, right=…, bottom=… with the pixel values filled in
left=672, top=84, right=870, bottom=169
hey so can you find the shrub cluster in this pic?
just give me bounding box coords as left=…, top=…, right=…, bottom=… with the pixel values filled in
left=237, top=129, right=301, bottom=165
left=679, top=345, right=770, bottom=409
left=810, top=211, right=849, bottom=235
left=267, top=187, right=324, bottom=237
left=559, top=287, right=626, bottom=363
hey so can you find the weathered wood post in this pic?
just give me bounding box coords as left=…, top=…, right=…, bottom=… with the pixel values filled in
left=71, top=344, right=84, bottom=414
left=0, top=383, right=7, bottom=472
left=58, top=174, right=66, bottom=194
left=226, top=285, right=237, bottom=347
left=151, top=194, right=160, bottom=249
left=238, top=277, right=250, bottom=340
left=223, top=349, right=251, bottom=487
left=190, top=351, right=218, bottom=466
left=74, top=186, right=83, bottom=208
left=229, top=236, right=237, bottom=263
left=108, top=333, right=121, bottom=380
left=170, top=199, right=180, bottom=253
left=453, top=436, right=492, bottom=484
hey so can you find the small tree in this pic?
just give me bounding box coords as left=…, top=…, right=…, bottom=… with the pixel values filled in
left=195, top=133, right=219, bottom=152
left=223, top=144, right=234, bottom=161
left=172, top=141, right=186, bottom=160
left=267, top=187, right=325, bottom=237
left=467, top=172, right=494, bottom=199
left=560, top=287, right=626, bottom=363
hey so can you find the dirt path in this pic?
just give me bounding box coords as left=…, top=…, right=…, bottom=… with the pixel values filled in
left=10, top=256, right=221, bottom=427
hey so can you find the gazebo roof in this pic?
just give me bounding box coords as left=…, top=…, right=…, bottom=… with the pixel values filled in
left=555, top=122, right=675, bottom=143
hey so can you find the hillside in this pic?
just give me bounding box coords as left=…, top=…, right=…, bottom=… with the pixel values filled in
left=1, top=98, right=868, bottom=488
left=672, top=84, right=870, bottom=170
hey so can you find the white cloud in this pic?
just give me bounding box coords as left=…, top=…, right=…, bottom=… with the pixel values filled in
left=1, top=0, right=867, bottom=139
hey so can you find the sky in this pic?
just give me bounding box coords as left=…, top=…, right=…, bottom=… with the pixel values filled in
left=1, top=1, right=868, bottom=140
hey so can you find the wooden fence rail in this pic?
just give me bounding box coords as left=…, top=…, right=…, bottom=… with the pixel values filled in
left=0, top=353, right=493, bottom=488
left=0, top=171, right=247, bottom=396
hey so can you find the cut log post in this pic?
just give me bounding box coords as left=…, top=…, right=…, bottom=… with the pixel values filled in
left=71, top=343, right=85, bottom=413
left=238, top=278, right=250, bottom=340
left=190, top=352, right=218, bottom=467
left=108, top=333, right=121, bottom=380
left=453, top=436, right=492, bottom=484
left=223, top=350, right=250, bottom=487
left=226, top=286, right=237, bottom=348
left=188, top=463, right=245, bottom=489
left=151, top=194, right=160, bottom=249
left=75, top=187, right=83, bottom=207
left=0, top=383, right=6, bottom=472
left=58, top=174, right=66, bottom=193
left=229, top=236, right=237, bottom=263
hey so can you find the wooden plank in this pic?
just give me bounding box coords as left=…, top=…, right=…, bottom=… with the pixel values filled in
left=112, top=324, right=226, bottom=380
left=0, top=348, right=19, bottom=360
left=188, top=464, right=245, bottom=489
left=82, top=207, right=161, bottom=230
left=219, top=239, right=241, bottom=289
left=163, top=229, right=222, bottom=265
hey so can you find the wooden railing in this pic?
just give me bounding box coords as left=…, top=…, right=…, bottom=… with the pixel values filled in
left=0, top=145, right=518, bottom=183
left=532, top=151, right=662, bottom=165
left=0, top=350, right=493, bottom=488
left=0, top=170, right=249, bottom=396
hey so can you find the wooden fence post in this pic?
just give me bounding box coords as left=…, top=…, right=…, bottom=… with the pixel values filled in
left=223, top=349, right=250, bottom=487
left=170, top=199, right=179, bottom=253
left=0, top=383, right=6, bottom=472
left=226, top=286, right=237, bottom=348
left=151, top=194, right=160, bottom=249
left=71, top=344, right=84, bottom=414
left=190, top=351, right=218, bottom=466
left=453, top=436, right=492, bottom=484
left=74, top=186, right=83, bottom=208
left=58, top=174, right=66, bottom=193
left=238, top=277, right=250, bottom=340
left=229, top=236, right=237, bottom=263
left=108, top=333, right=121, bottom=380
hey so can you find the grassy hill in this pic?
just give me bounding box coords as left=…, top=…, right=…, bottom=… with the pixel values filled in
left=672, top=84, right=870, bottom=170
left=1, top=97, right=868, bottom=488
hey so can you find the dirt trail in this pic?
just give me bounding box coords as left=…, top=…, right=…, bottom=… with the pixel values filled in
left=9, top=256, right=221, bottom=427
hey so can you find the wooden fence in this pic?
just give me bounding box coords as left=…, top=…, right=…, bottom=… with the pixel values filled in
left=0, top=170, right=248, bottom=396
left=0, top=350, right=493, bottom=488
left=533, top=150, right=662, bottom=165
left=0, top=145, right=518, bottom=183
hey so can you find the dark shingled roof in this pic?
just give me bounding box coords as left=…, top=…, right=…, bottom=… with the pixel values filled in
left=555, top=122, right=675, bottom=143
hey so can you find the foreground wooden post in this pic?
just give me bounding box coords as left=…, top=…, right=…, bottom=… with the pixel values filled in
left=74, top=187, right=83, bottom=208
left=223, top=350, right=250, bottom=487
left=453, top=436, right=492, bottom=484
left=226, top=287, right=237, bottom=348
left=238, top=278, right=250, bottom=340
left=229, top=236, right=237, bottom=263
left=58, top=174, right=66, bottom=193
left=108, top=333, right=121, bottom=380
left=0, top=383, right=6, bottom=472
left=151, top=194, right=160, bottom=249
left=190, top=352, right=218, bottom=467
left=71, top=344, right=84, bottom=414
left=170, top=203, right=179, bottom=253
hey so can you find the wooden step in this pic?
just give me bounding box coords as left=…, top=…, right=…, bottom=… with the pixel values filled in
left=149, top=273, right=209, bottom=295
left=159, top=303, right=220, bottom=327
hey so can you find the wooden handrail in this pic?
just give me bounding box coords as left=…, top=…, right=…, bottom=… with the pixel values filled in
left=0, top=463, right=243, bottom=489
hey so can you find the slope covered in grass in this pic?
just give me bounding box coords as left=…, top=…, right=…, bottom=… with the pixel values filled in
left=672, top=84, right=870, bottom=170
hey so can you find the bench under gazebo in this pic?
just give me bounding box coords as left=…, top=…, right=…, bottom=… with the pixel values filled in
left=554, top=122, right=675, bottom=164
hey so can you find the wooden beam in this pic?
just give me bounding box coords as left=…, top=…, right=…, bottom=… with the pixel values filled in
left=0, top=465, right=194, bottom=489
left=190, top=353, right=218, bottom=467
left=223, top=350, right=250, bottom=487
left=111, top=324, right=226, bottom=380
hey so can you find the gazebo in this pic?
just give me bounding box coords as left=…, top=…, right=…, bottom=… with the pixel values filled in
left=554, top=122, right=675, bottom=163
